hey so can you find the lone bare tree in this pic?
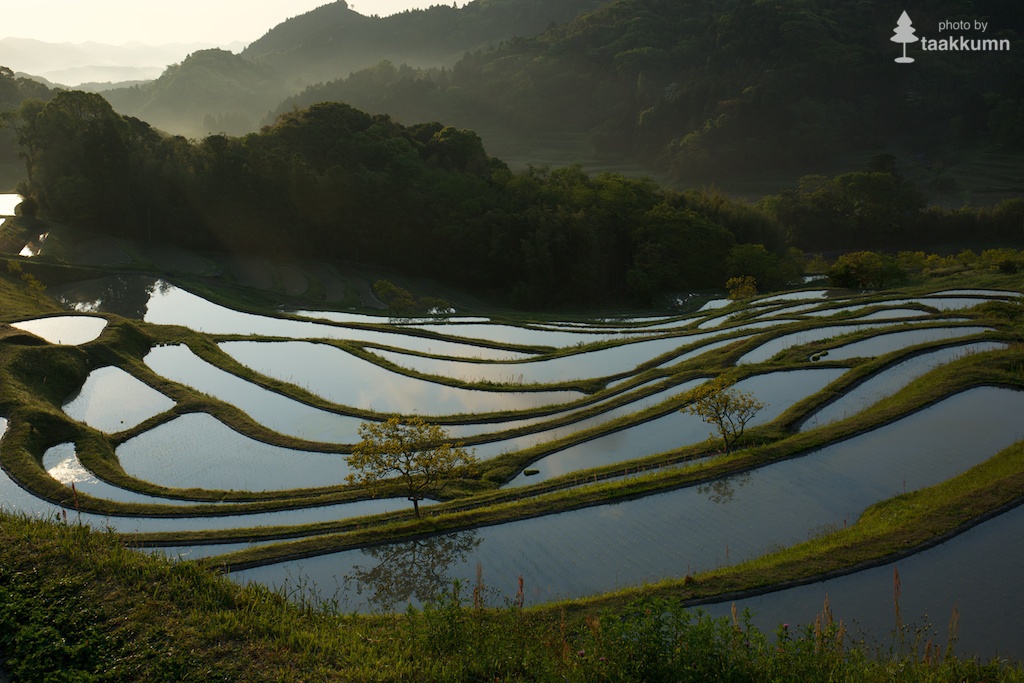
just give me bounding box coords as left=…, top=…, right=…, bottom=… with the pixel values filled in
left=682, top=377, right=766, bottom=454
left=346, top=416, right=477, bottom=518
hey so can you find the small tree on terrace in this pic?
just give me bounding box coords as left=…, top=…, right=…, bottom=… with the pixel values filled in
left=682, top=377, right=765, bottom=454
left=346, top=416, right=477, bottom=518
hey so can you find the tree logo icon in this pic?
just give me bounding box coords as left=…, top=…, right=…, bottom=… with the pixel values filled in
left=891, top=11, right=919, bottom=63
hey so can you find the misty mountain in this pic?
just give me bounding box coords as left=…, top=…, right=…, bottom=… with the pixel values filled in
left=99, top=0, right=610, bottom=138
left=273, top=0, right=1024, bottom=188
left=242, top=0, right=611, bottom=84
left=0, top=38, right=245, bottom=87
left=103, top=49, right=285, bottom=137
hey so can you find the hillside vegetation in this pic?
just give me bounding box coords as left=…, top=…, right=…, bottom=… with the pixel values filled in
left=7, top=0, right=1024, bottom=190
left=99, top=0, right=608, bottom=138
left=278, top=0, right=1024, bottom=185
left=4, top=87, right=1024, bottom=309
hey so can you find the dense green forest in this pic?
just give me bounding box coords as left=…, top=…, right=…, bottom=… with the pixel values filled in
left=4, top=90, right=1023, bottom=308
left=241, top=0, right=610, bottom=83
left=100, top=0, right=608, bottom=138
left=81, top=0, right=1024, bottom=186
left=1, top=90, right=790, bottom=307
left=0, top=66, right=55, bottom=188
left=270, top=0, right=1024, bottom=185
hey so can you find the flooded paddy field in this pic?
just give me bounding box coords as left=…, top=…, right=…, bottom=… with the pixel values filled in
left=4, top=275, right=1024, bottom=657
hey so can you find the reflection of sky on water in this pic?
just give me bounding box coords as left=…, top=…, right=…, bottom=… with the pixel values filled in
left=296, top=310, right=488, bottom=325
left=220, top=341, right=584, bottom=415
left=505, top=368, right=846, bottom=484
left=706, top=502, right=1024, bottom=660
left=883, top=296, right=1014, bottom=311
left=821, top=326, right=994, bottom=361
left=753, top=290, right=830, bottom=304
left=43, top=443, right=206, bottom=507
left=924, top=288, right=1020, bottom=298
left=736, top=321, right=905, bottom=364
left=117, top=413, right=352, bottom=491
left=397, top=322, right=654, bottom=348
left=144, top=285, right=529, bottom=360
left=62, top=365, right=175, bottom=432
left=10, top=315, right=108, bottom=345
left=1, top=437, right=421, bottom=533
left=476, top=378, right=707, bottom=462
left=145, top=345, right=365, bottom=443
left=372, top=322, right=789, bottom=385
left=446, top=377, right=669, bottom=441
left=802, top=341, right=1008, bottom=430
left=802, top=303, right=919, bottom=318
left=232, top=387, right=1024, bottom=616
left=847, top=308, right=931, bottom=321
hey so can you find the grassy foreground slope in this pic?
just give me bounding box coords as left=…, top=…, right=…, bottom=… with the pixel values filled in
left=2, top=509, right=1024, bottom=683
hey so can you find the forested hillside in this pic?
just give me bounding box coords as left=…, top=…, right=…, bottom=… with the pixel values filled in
left=4, top=90, right=802, bottom=307
left=100, top=0, right=609, bottom=138
left=6, top=91, right=1023, bottom=309
left=242, top=0, right=610, bottom=83
left=103, top=49, right=285, bottom=137
left=275, top=0, right=1024, bottom=185
left=61, top=0, right=1024, bottom=187
left=0, top=66, right=55, bottom=188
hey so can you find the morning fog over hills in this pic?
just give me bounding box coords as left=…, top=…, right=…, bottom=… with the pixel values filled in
left=3, top=1, right=1024, bottom=680
left=3, top=0, right=1024, bottom=190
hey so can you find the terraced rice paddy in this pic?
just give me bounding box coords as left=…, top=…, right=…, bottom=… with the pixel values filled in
left=2, top=278, right=1023, bottom=654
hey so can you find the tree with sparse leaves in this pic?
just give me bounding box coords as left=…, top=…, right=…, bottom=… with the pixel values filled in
left=683, top=377, right=765, bottom=454
left=346, top=416, right=477, bottom=518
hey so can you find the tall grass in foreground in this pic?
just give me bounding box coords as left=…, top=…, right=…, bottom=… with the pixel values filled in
left=356, top=569, right=1022, bottom=683
left=3, top=512, right=1024, bottom=681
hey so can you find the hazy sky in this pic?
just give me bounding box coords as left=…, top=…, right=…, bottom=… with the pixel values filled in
left=3, top=1, right=446, bottom=46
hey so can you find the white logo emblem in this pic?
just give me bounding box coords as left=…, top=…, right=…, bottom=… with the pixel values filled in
left=891, top=11, right=919, bottom=63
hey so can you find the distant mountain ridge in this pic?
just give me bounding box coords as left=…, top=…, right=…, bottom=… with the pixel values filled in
left=272, top=0, right=1024, bottom=188
left=242, top=0, right=610, bottom=83
left=0, top=37, right=246, bottom=87
left=97, top=0, right=610, bottom=137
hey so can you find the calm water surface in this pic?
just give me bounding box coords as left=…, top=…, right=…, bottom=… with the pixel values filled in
left=63, top=366, right=175, bottom=432
left=10, top=316, right=107, bottom=345
left=117, top=413, right=352, bottom=491
left=220, top=341, right=584, bottom=415
left=706, top=503, right=1024, bottom=660
left=802, top=342, right=1008, bottom=430
left=505, top=368, right=846, bottom=484
left=736, top=322, right=904, bottom=364
left=231, top=387, right=1024, bottom=615
left=145, top=345, right=366, bottom=443
left=820, top=326, right=994, bottom=361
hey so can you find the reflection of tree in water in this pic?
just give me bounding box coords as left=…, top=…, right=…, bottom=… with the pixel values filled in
left=697, top=472, right=752, bottom=504
left=344, top=530, right=482, bottom=612
left=52, top=275, right=160, bottom=320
